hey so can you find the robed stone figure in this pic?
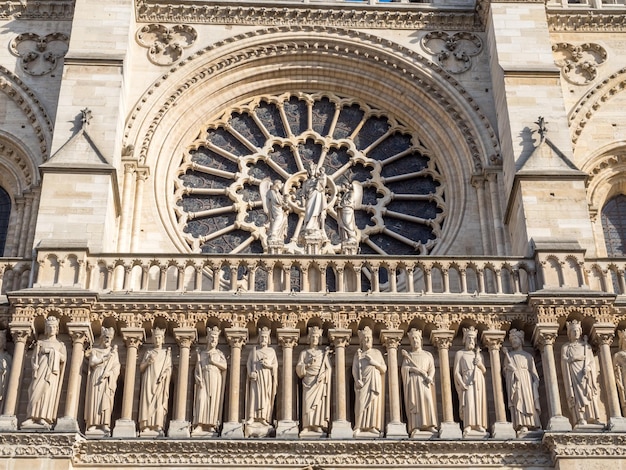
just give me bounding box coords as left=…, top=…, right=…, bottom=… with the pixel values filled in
left=614, top=329, right=626, bottom=416
left=22, top=316, right=66, bottom=429
left=502, top=329, right=541, bottom=434
left=561, top=320, right=602, bottom=427
left=245, top=327, right=278, bottom=437
left=352, top=326, right=387, bottom=437
left=296, top=326, right=332, bottom=437
left=85, top=327, right=120, bottom=435
left=401, top=328, right=438, bottom=436
left=0, top=330, right=11, bottom=408
left=453, top=326, right=488, bottom=437
left=139, top=328, right=172, bottom=436
left=192, top=326, right=227, bottom=437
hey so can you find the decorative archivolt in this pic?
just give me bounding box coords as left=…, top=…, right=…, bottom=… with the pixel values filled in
left=0, top=136, right=38, bottom=194
left=568, top=67, right=626, bottom=144
left=124, top=27, right=501, bottom=174
left=0, top=66, right=53, bottom=162
left=582, top=149, right=626, bottom=222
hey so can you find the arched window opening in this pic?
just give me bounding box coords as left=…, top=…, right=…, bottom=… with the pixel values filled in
left=601, top=194, right=626, bottom=256
left=0, top=187, right=10, bottom=256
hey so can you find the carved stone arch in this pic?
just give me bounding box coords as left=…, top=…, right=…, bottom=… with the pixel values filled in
left=0, top=66, right=53, bottom=163
left=123, top=27, right=502, bottom=257
left=583, top=145, right=626, bottom=257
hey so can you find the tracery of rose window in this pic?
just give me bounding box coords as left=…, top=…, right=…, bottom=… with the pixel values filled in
left=174, top=92, right=445, bottom=255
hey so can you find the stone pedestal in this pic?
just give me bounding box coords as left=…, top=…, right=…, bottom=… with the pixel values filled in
left=608, top=416, right=626, bottom=432
left=167, top=419, right=191, bottom=438
left=54, top=417, right=80, bottom=432
left=275, top=420, right=299, bottom=439
left=547, top=415, right=573, bottom=432
left=112, top=418, right=137, bottom=438
left=491, top=421, right=516, bottom=440
left=330, top=419, right=353, bottom=439
left=0, top=415, right=17, bottom=431
left=222, top=421, right=245, bottom=439
left=386, top=422, right=409, bottom=439
left=438, top=421, right=463, bottom=439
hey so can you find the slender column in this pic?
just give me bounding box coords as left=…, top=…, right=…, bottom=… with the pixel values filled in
left=592, top=325, right=626, bottom=431
left=486, top=173, right=505, bottom=255
left=169, top=328, right=197, bottom=438
left=113, top=328, right=145, bottom=438
left=118, top=162, right=136, bottom=251
left=56, top=323, right=93, bottom=432
left=430, top=329, right=462, bottom=438
left=380, top=330, right=408, bottom=438
left=17, top=194, right=33, bottom=257
left=222, top=328, right=247, bottom=438
left=471, top=176, right=491, bottom=254
left=276, top=328, right=299, bottom=438
left=329, top=329, right=353, bottom=438
left=24, top=188, right=40, bottom=258
left=10, top=198, right=25, bottom=257
left=532, top=325, right=572, bottom=431
left=0, top=323, right=31, bottom=430
left=130, top=168, right=149, bottom=252
left=481, top=330, right=515, bottom=439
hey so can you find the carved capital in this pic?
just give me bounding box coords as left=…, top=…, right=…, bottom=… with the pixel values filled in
left=276, top=328, right=300, bottom=349
left=121, top=327, right=145, bottom=349
left=225, top=328, right=248, bottom=349
left=532, top=324, right=559, bottom=348
left=173, top=327, right=197, bottom=349
left=481, top=329, right=506, bottom=351
left=380, top=330, right=404, bottom=350
left=329, top=329, right=352, bottom=348
left=430, top=329, right=455, bottom=350
left=591, top=324, right=616, bottom=347
left=67, top=322, right=93, bottom=346
left=9, top=322, right=32, bottom=344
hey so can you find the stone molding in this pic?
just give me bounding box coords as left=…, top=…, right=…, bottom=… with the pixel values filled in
left=548, top=10, right=626, bottom=32
left=0, top=0, right=74, bottom=19
left=124, top=26, right=500, bottom=174
left=135, top=0, right=481, bottom=31
left=0, top=66, right=53, bottom=161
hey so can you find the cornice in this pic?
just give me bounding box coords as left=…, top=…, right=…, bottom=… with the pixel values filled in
left=0, top=0, right=74, bottom=19
left=75, top=438, right=548, bottom=466
left=135, top=0, right=482, bottom=31
left=544, top=432, right=626, bottom=459
left=0, top=433, right=75, bottom=458
left=547, top=9, right=626, bottom=32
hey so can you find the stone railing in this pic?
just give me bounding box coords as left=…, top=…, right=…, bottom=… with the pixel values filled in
left=0, top=258, right=31, bottom=295
left=547, top=0, right=626, bottom=8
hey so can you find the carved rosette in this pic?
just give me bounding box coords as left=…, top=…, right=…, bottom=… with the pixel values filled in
left=9, top=33, right=69, bottom=76
left=421, top=32, right=482, bottom=74
left=552, top=42, right=607, bottom=85
left=136, top=24, right=197, bottom=66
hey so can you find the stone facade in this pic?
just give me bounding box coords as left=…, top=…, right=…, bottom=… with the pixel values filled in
left=1, top=0, right=626, bottom=468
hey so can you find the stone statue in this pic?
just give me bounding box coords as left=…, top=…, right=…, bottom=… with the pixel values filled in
left=0, top=330, right=11, bottom=408
left=302, top=164, right=329, bottom=235
left=561, top=320, right=601, bottom=426
left=296, top=326, right=332, bottom=436
left=614, top=329, right=626, bottom=416
left=401, top=328, right=438, bottom=436
left=336, top=182, right=358, bottom=243
left=139, top=328, right=172, bottom=436
left=192, top=326, right=227, bottom=436
left=84, top=327, right=120, bottom=435
left=502, top=329, right=541, bottom=434
left=263, top=179, right=289, bottom=242
left=453, top=326, right=487, bottom=436
left=22, top=316, right=67, bottom=429
left=352, top=326, right=387, bottom=437
left=245, top=327, right=278, bottom=437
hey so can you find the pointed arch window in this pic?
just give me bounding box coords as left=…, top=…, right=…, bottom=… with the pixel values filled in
left=601, top=194, right=626, bottom=257
left=0, top=187, right=10, bottom=256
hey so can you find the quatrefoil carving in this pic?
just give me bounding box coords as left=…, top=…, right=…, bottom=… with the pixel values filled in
left=136, top=24, right=197, bottom=66
left=421, top=32, right=482, bottom=74
left=552, top=43, right=607, bottom=85
left=10, top=33, right=69, bottom=76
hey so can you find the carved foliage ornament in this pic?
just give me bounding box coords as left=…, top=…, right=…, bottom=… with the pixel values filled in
left=136, top=24, right=197, bottom=66
left=9, top=33, right=69, bottom=76
left=421, top=32, right=482, bottom=74
left=552, top=42, right=607, bottom=86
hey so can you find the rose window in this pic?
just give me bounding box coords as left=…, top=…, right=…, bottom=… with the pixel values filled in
left=174, top=92, right=445, bottom=255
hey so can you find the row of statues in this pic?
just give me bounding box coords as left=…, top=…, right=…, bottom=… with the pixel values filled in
left=0, top=317, right=618, bottom=437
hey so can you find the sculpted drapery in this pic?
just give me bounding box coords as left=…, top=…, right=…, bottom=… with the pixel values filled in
left=453, top=326, right=487, bottom=435
left=401, top=328, right=438, bottom=435
left=503, top=329, right=541, bottom=432
left=615, top=329, right=626, bottom=416
left=139, top=328, right=172, bottom=435
left=23, top=316, right=66, bottom=429
left=352, top=326, right=387, bottom=437
left=246, top=327, right=278, bottom=427
left=337, top=183, right=357, bottom=243
left=84, top=327, right=120, bottom=433
left=561, top=320, right=601, bottom=426
left=296, top=326, right=332, bottom=435
left=0, top=330, right=11, bottom=407
left=193, top=326, right=227, bottom=435
left=303, top=164, right=328, bottom=234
